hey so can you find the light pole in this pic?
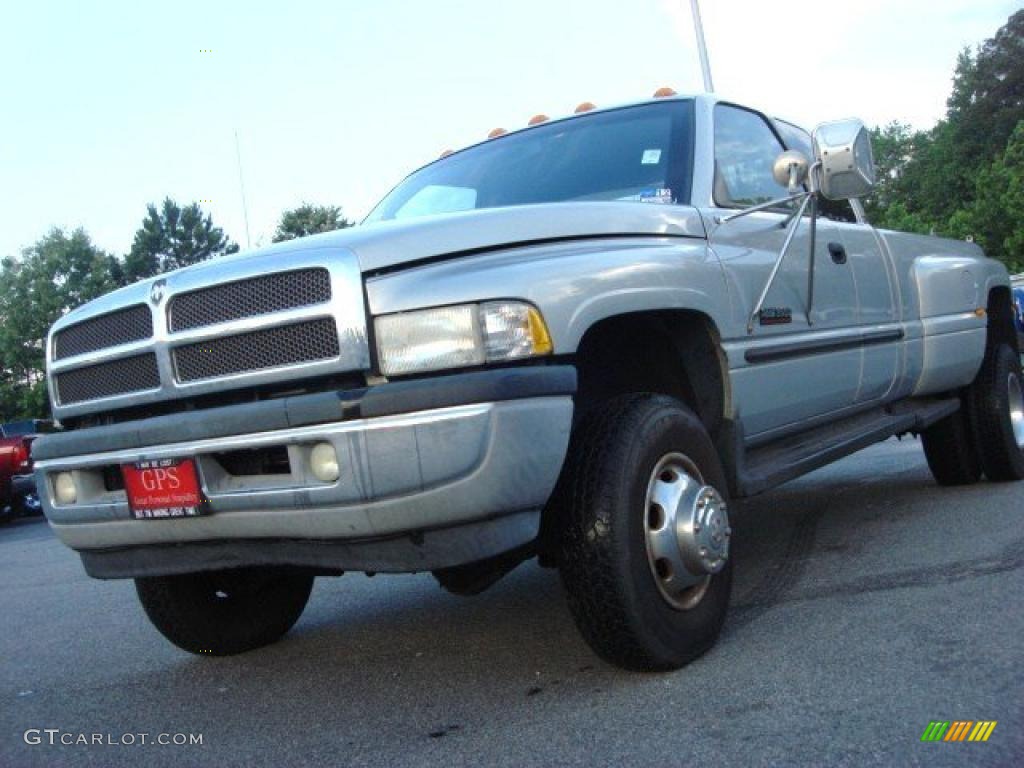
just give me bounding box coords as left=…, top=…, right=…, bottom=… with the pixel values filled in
left=689, top=0, right=715, bottom=93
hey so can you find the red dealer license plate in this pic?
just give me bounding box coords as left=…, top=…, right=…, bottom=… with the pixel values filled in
left=122, top=458, right=205, bottom=519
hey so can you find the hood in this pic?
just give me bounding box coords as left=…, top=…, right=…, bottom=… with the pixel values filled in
left=55, top=202, right=706, bottom=329
left=335, top=202, right=707, bottom=273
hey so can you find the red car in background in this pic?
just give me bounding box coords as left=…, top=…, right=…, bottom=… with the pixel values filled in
left=1, top=420, right=49, bottom=523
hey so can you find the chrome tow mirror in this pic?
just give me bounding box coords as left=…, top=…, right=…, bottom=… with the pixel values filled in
left=812, top=118, right=876, bottom=200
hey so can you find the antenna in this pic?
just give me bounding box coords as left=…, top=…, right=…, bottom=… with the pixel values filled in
left=234, top=130, right=252, bottom=249
left=688, top=0, right=714, bottom=93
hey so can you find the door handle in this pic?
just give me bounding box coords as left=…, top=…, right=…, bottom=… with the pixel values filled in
left=828, top=242, right=847, bottom=265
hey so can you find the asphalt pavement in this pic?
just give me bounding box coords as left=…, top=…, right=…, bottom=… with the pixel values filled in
left=1, top=436, right=1021, bottom=767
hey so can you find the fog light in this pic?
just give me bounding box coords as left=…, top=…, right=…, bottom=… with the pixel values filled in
left=309, top=442, right=340, bottom=483
left=54, top=472, right=77, bottom=505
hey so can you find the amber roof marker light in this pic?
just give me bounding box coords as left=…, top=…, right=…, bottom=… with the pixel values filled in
left=527, top=114, right=549, bottom=126
left=574, top=102, right=596, bottom=114
left=487, top=127, right=508, bottom=139
left=653, top=87, right=678, bottom=98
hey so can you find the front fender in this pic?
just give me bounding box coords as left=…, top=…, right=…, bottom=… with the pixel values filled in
left=365, top=236, right=728, bottom=353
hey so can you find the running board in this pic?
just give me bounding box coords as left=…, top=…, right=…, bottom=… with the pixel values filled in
left=734, top=397, right=960, bottom=498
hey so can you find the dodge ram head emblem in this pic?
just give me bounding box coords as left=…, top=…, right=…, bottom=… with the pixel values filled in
left=150, top=280, right=166, bottom=305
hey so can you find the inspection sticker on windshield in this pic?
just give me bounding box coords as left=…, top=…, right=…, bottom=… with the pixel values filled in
left=641, top=149, right=662, bottom=165
left=640, top=188, right=673, bottom=204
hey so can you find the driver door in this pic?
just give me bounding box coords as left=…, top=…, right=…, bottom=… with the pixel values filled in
left=701, top=104, right=860, bottom=439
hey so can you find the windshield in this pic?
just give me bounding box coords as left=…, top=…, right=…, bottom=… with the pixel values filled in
left=365, top=100, right=695, bottom=223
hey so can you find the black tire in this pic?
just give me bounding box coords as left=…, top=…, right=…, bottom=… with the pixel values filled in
left=135, top=567, right=314, bottom=656
left=921, top=400, right=981, bottom=485
left=557, top=394, right=733, bottom=672
left=969, top=343, right=1024, bottom=481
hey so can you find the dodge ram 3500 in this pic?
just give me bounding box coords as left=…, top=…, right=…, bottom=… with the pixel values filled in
left=34, top=93, right=1023, bottom=670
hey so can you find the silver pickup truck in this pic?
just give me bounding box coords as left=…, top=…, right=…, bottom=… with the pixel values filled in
left=34, top=93, right=1023, bottom=671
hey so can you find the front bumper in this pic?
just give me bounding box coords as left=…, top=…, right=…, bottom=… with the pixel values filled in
left=34, top=367, right=575, bottom=578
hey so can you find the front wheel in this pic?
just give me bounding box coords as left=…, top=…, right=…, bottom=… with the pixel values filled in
left=135, top=567, right=314, bottom=656
left=557, top=395, right=733, bottom=672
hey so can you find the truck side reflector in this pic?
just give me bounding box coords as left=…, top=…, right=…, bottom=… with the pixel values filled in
left=574, top=101, right=596, bottom=113
left=487, top=127, right=507, bottom=139
left=653, top=87, right=677, bottom=98
left=527, top=114, right=549, bottom=126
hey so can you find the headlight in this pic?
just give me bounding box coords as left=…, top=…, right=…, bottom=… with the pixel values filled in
left=375, top=301, right=553, bottom=376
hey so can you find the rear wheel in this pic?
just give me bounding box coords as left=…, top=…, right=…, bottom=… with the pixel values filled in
left=557, top=394, right=733, bottom=672
left=921, top=401, right=981, bottom=486
left=135, top=567, right=314, bottom=656
left=969, top=343, right=1024, bottom=481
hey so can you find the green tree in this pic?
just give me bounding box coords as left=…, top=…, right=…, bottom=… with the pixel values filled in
left=273, top=203, right=353, bottom=243
left=0, top=229, right=118, bottom=419
left=122, top=198, right=238, bottom=283
left=948, top=13, right=1024, bottom=170
left=866, top=10, right=1024, bottom=266
left=863, top=122, right=920, bottom=225
left=951, top=121, right=1024, bottom=271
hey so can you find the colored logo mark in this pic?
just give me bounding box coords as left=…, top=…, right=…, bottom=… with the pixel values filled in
left=921, top=721, right=997, bottom=742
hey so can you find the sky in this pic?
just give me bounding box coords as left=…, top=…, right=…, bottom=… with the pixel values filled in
left=1, top=0, right=1020, bottom=259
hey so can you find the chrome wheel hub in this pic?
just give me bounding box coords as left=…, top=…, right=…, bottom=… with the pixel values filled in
left=643, top=453, right=731, bottom=611
left=1008, top=371, right=1024, bottom=449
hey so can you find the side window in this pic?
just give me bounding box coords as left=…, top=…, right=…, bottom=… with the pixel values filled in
left=713, top=105, right=788, bottom=207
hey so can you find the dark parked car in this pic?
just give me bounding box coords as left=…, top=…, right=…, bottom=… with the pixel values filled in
left=1012, top=277, right=1024, bottom=348
left=0, top=420, right=51, bottom=522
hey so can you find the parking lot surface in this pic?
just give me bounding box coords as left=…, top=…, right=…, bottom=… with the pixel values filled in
left=2, top=437, right=1021, bottom=767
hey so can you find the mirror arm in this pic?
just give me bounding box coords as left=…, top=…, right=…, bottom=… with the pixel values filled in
left=849, top=197, right=868, bottom=225
left=747, top=193, right=813, bottom=333
left=806, top=194, right=818, bottom=325
left=718, top=192, right=808, bottom=224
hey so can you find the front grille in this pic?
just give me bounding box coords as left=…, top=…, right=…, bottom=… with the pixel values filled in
left=54, top=305, right=153, bottom=360
left=173, top=319, right=341, bottom=382
left=168, top=268, right=332, bottom=332
left=56, top=353, right=161, bottom=405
